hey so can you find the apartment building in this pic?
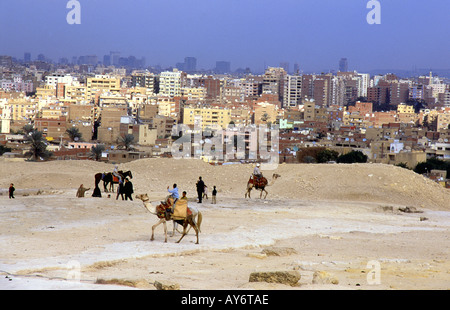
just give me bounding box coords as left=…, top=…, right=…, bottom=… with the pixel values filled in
left=183, top=107, right=231, bottom=130
left=159, top=70, right=186, bottom=98
left=86, top=75, right=121, bottom=100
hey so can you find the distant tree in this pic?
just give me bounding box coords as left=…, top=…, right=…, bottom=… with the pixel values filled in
left=337, top=150, right=368, bottom=164
left=316, top=149, right=339, bottom=163
left=66, top=127, right=83, bottom=142
left=0, top=145, right=12, bottom=156
left=22, top=124, right=35, bottom=135
left=395, top=162, right=410, bottom=169
left=24, top=130, right=52, bottom=161
left=414, top=158, right=450, bottom=176
left=117, top=134, right=135, bottom=151
left=90, top=144, right=105, bottom=161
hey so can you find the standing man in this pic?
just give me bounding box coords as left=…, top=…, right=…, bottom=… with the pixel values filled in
left=124, top=178, right=134, bottom=201
left=9, top=183, right=15, bottom=199
left=196, top=176, right=205, bottom=203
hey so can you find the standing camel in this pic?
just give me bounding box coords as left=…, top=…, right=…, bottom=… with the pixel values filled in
left=136, top=194, right=202, bottom=244
left=245, top=173, right=281, bottom=199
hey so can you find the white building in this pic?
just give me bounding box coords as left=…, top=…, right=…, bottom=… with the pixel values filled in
left=159, top=70, right=185, bottom=98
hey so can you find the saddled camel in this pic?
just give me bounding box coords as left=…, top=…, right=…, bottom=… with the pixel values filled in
left=94, top=170, right=133, bottom=192
left=245, top=173, right=281, bottom=199
left=136, top=193, right=202, bottom=244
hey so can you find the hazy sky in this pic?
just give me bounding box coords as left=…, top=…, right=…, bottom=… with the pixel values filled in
left=0, top=0, right=449, bottom=73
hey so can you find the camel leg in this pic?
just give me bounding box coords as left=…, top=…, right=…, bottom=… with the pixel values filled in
left=151, top=218, right=164, bottom=241
left=263, top=189, right=268, bottom=199
left=171, top=221, right=177, bottom=237
left=176, top=223, right=187, bottom=244
left=163, top=221, right=167, bottom=243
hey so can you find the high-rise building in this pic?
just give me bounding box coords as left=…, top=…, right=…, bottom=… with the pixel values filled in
left=262, top=67, right=287, bottom=106
left=159, top=70, right=186, bottom=98
left=215, top=61, right=231, bottom=74
left=339, top=58, right=348, bottom=72
left=280, top=62, right=290, bottom=74
left=283, top=75, right=302, bottom=107
left=24, top=52, right=31, bottom=63
left=184, top=57, right=197, bottom=72
left=110, top=51, right=120, bottom=66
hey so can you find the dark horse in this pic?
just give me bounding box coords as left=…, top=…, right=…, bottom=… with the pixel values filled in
left=94, top=170, right=133, bottom=193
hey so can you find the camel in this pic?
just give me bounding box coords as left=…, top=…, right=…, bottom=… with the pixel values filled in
left=94, top=170, right=133, bottom=192
left=135, top=193, right=202, bottom=244
left=245, top=173, right=281, bottom=199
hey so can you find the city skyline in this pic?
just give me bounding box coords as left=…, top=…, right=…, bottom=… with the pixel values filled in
left=1, top=0, right=449, bottom=73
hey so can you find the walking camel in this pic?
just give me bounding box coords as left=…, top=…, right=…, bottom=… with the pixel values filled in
left=245, top=173, right=281, bottom=199
left=136, top=193, right=202, bottom=244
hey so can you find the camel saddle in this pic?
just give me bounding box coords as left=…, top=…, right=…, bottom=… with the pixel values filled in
left=159, top=196, right=192, bottom=220
left=249, top=175, right=268, bottom=189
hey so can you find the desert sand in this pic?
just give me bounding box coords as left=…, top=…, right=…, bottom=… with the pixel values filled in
left=0, top=158, right=449, bottom=290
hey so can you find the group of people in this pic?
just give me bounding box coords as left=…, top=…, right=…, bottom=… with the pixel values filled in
left=196, top=177, right=217, bottom=204
left=165, top=176, right=218, bottom=207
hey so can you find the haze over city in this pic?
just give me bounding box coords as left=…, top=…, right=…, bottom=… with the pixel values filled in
left=1, top=0, right=449, bottom=74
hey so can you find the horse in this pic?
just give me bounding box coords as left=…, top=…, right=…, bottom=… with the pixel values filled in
left=94, top=170, right=133, bottom=193
left=136, top=193, right=202, bottom=244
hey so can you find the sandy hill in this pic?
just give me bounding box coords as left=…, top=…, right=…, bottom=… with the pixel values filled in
left=1, top=158, right=448, bottom=210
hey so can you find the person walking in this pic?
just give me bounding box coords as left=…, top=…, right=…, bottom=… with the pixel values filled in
left=116, top=180, right=125, bottom=200
left=212, top=186, right=217, bottom=204
left=9, top=183, right=15, bottom=199
left=123, top=178, right=134, bottom=201
left=196, top=176, right=205, bottom=203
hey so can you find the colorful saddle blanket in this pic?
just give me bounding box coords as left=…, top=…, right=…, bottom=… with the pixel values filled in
left=157, top=196, right=192, bottom=220
left=248, top=175, right=268, bottom=188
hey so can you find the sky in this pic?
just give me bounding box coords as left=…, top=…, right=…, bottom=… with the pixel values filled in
left=0, top=0, right=449, bottom=73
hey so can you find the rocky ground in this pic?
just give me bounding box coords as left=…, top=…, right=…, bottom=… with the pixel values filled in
left=0, top=158, right=449, bottom=290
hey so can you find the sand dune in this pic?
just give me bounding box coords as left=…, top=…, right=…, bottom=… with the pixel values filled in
left=0, top=159, right=449, bottom=290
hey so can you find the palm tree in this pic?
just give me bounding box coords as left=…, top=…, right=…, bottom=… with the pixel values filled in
left=25, top=130, right=52, bottom=161
left=90, top=144, right=105, bottom=161
left=66, top=127, right=83, bottom=142
left=117, top=134, right=135, bottom=151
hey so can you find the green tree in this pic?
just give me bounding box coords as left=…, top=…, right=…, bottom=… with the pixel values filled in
left=24, top=130, right=52, bottom=161
left=337, top=150, right=368, bottom=164
left=90, top=144, right=105, bottom=161
left=317, top=149, right=339, bottom=163
left=414, top=158, right=450, bottom=176
left=66, top=127, right=83, bottom=142
left=23, top=124, right=35, bottom=135
left=117, top=134, right=135, bottom=151
left=0, top=145, right=12, bottom=156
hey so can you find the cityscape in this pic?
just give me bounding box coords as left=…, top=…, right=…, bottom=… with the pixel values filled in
left=1, top=0, right=450, bottom=292
left=0, top=52, right=449, bottom=183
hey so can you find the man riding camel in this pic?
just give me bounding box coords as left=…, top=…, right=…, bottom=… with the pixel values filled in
left=253, top=163, right=263, bottom=180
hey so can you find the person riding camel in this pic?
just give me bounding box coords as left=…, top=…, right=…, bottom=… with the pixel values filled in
left=253, top=163, right=263, bottom=180
left=166, top=184, right=179, bottom=214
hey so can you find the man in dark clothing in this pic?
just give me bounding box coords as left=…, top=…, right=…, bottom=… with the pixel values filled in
left=9, top=183, right=15, bottom=199
left=124, top=178, right=134, bottom=201
left=196, top=177, right=204, bottom=203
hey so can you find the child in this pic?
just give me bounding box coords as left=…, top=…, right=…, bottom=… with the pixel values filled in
left=9, top=183, right=15, bottom=199
left=212, top=185, right=217, bottom=204
left=203, top=185, right=208, bottom=200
